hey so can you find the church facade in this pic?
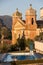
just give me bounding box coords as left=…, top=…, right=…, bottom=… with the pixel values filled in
left=12, top=5, right=43, bottom=44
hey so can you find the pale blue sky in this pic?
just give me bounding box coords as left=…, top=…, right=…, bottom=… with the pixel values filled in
left=0, top=0, right=43, bottom=20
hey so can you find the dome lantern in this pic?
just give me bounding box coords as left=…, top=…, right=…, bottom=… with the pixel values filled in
left=30, top=4, right=32, bottom=9
left=13, top=8, right=22, bottom=19
left=25, top=4, right=36, bottom=16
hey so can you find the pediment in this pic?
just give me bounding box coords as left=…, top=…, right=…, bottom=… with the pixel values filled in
left=14, top=20, right=25, bottom=29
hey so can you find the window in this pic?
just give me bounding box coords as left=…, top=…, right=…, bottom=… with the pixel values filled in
left=31, top=18, right=34, bottom=25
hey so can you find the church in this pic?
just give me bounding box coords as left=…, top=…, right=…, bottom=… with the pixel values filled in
left=12, top=4, right=43, bottom=44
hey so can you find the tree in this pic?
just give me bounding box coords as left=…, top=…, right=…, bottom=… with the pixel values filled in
left=18, top=31, right=26, bottom=50
left=39, top=32, right=43, bottom=40
left=1, top=43, right=10, bottom=53
left=26, top=39, right=34, bottom=50
left=10, top=43, right=19, bottom=51
left=35, top=36, right=40, bottom=41
left=4, top=30, right=12, bottom=40
left=0, top=26, right=1, bottom=39
left=35, top=32, right=43, bottom=41
left=1, top=27, right=10, bottom=45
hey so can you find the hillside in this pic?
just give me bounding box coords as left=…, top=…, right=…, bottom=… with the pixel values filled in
left=0, top=15, right=12, bottom=29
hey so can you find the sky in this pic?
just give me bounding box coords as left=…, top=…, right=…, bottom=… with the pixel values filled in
left=0, top=0, right=43, bottom=20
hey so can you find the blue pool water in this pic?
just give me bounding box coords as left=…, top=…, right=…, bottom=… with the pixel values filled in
left=3, top=52, right=43, bottom=62
left=11, top=55, right=35, bottom=60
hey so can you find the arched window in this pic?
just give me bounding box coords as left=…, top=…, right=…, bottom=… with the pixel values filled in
left=31, top=18, right=34, bottom=25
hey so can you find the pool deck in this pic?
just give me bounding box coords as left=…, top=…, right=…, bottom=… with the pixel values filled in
left=8, top=51, right=34, bottom=55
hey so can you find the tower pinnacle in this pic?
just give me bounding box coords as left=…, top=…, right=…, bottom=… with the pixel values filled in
left=30, top=4, right=32, bottom=8
left=30, top=4, right=32, bottom=6
left=16, top=8, right=18, bottom=11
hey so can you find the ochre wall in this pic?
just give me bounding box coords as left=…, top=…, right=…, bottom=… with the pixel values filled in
left=12, top=6, right=37, bottom=44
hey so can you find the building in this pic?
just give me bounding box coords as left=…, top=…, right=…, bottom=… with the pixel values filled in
left=12, top=4, right=43, bottom=44
left=40, top=7, right=43, bottom=20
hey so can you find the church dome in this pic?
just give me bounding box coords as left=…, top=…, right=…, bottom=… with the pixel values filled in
left=25, top=4, right=36, bottom=16
left=13, top=8, right=22, bottom=18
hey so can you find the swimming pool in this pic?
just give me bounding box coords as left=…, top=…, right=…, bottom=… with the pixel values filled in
left=3, top=52, right=43, bottom=62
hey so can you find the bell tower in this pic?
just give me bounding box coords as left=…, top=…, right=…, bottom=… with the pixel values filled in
left=25, top=4, right=37, bottom=39
left=25, top=4, right=36, bottom=25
